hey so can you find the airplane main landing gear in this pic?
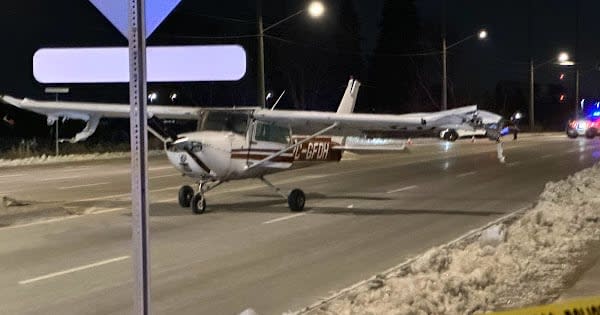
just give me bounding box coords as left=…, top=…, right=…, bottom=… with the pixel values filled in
left=260, top=176, right=306, bottom=212
left=178, top=180, right=221, bottom=215
left=178, top=185, right=194, bottom=207
left=287, top=189, right=306, bottom=212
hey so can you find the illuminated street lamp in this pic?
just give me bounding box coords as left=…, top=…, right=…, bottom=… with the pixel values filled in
left=558, top=52, right=573, bottom=65
left=307, top=1, right=325, bottom=18
left=555, top=52, right=579, bottom=117
left=478, top=29, right=488, bottom=40
left=528, top=51, right=577, bottom=128
left=257, top=1, right=325, bottom=107
left=441, top=28, right=488, bottom=110
left=147, top=92, right=158, bottom=103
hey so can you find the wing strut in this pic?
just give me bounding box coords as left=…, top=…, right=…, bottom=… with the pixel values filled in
left=245, top=122, right=339, bottom=170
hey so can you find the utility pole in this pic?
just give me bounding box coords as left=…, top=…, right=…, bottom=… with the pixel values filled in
left=575, top=68, right=580, bottom=117
left=441, top=0, right=447, bottom=110
left=442, top=38, right=447, bottom=111
left=574, top=0, right=580, bottom=118
left=528, top=0, right=534, bottom=129
left=257, top=0, right=266, bottom=108
left=529, top=60, right=534, bottom=130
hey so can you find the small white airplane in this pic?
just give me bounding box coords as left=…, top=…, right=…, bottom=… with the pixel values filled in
left=1, top=79, right=504, bottom=214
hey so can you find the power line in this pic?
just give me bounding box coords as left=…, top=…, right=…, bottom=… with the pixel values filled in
left=171, top=34, right=258, bottom=40
left=265, top=34, right=442, bottom=57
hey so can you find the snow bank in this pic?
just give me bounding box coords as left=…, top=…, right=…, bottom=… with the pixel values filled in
left=0, top=151, right=163, bottom=168
left=301, top=163, right=600, bottom=315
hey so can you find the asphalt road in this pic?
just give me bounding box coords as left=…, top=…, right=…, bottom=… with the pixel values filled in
left=0, top=134, right=598, bottom=315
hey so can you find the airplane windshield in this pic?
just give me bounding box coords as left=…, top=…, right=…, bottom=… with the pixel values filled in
left=254, top=121, right=290, bottom=144
left=200, top=111, right=249, bottom=135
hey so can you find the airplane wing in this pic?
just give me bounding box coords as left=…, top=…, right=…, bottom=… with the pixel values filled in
left=0, top=95, right=207, bottom=142
left=253, top=105, right=484, bottom=137
left=0, top=95, right=201, bottom=120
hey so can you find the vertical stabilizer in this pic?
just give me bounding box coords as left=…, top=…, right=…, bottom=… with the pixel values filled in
left=336, top=78, right=361, bottom=114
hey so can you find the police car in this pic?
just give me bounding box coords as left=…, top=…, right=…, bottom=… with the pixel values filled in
left=566, top=116, right=599, bottom=139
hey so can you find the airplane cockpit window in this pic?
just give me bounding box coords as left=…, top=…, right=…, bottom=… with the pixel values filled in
left=200, top=111, right=249, bottom=135
left=254, top=121, right=290, bottom=144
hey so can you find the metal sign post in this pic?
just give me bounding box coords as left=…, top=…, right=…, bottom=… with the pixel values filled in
left=128, top=0, right=151, bottom=314
left=44, top=87, right=69, bottom=156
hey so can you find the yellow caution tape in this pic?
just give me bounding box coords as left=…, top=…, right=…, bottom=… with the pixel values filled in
left=490, top=297, right=600, bottom=315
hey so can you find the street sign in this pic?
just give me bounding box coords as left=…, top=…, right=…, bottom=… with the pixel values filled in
left=33, top=1, right=247, bottom=84
left=44, top=87, right=70, bottom=94
left=33, top=46, right=247, bottom=83
left=88, top=0, right=182, bottom=39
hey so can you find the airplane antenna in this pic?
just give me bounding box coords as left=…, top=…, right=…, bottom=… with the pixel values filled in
left=270, top=90, right=286, bottom=110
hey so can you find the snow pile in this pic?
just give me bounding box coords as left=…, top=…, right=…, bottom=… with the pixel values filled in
left=304, top=164, right=600, bottom=315
left=0, top=151, right=163, bottom=168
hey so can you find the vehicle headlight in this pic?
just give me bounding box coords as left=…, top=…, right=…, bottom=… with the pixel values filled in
left=577, top=120, right=589, bottom=129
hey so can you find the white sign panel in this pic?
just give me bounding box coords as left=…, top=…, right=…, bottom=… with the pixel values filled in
left=33, top=45, right=247, bottom=83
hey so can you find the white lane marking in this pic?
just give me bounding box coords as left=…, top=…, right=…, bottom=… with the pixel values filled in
left=263, top=212, right=308, bottom=224
left=92, top=207, right=126, bottom=215
left=0, top=174, right=25, bottom=179
left=2, top=217, right=83, bottom=230
left=304, top=174, right=328, bottom=179
left=506, top=161, right=521, bottom=167
left=386, top=185, right=418, bottom=194
left=74, top=186, right=180, bottom=202
left=155, top=198, right=176, bottom=203
left=2, top=208, right=127, bottom=230
left=19, top=256, right=130, bottom=285
left=0, top=189, right=23, bottom=195
left=149, top=166, right=173, bottom=171
left=78, top=192, right=129, bottom=202
left=541, top=154, right=554, bottom=158
left=41, top=176, right=80, bottom=182
left=59, top=182, right=110, bottom=190
left=150, top=174, right=179, bottom=179
left=456, top=171, right=477, bottom=178
left=61, top=166, right=92, bottom=172
left=567, top=148, right=578, bottom=153
left=150, top=186, right=180, bottom=193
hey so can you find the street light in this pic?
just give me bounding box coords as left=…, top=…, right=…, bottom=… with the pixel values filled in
left=307, top=1, right=325, bottom=18
left=555, top=52, right=579, bottom=118
left=257, top=1, right=325, bottom=107
left=441, top=28, right=488, bottom=110
left=528, top=51, right=574, bottom=129
left=478, top=29, right=488, bottom=40
left=148, top=92, right=158, bottom=104
left=169, top=92, right=178, bottom=104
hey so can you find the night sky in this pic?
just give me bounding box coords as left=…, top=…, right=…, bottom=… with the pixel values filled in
left=1, top=1, right=600, bottom=120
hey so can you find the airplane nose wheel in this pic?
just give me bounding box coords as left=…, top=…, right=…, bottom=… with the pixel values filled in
left=178, top=185, right=194, bottom=208
left=191, top=193, right=206, bottom=214
left=287, top=189, right=305, bottom=212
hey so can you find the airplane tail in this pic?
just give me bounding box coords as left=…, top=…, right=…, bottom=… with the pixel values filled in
left=336, top=78, right=361, bottom=114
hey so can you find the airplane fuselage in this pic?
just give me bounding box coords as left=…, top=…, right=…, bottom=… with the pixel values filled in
left=165, top=131, right=343, bottom=182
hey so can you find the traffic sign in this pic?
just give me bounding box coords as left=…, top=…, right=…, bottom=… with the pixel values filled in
left=88, top=0, right=182, bottom=39
left=33, top=45, right=247, bottom=83
left=33, top=1, right=247, bottom=83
